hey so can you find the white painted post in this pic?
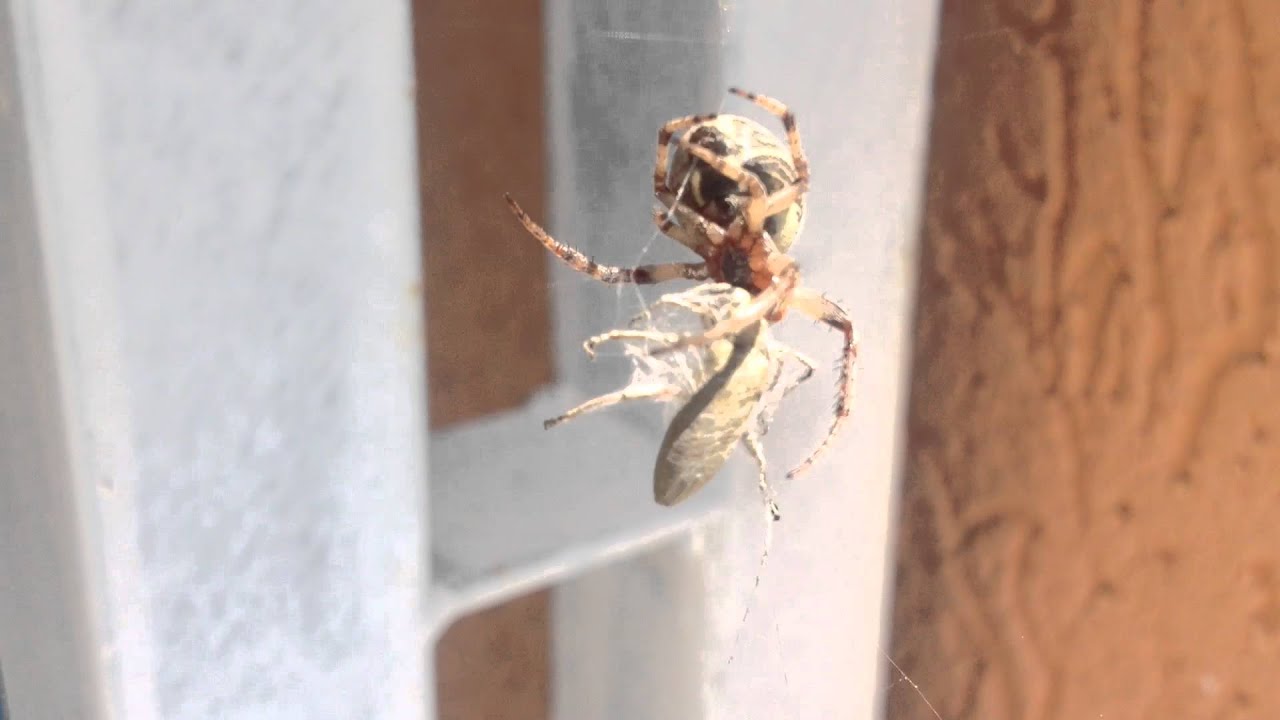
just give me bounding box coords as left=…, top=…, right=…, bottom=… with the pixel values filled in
left=0, top=2, right=428, bottom=718
left=711, top=3, right=941, bottom=717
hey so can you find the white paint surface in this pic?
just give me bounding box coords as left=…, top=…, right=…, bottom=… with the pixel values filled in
left=2, top=1, right=428, bottom=717
left=714, top=3, right=939, bottom=716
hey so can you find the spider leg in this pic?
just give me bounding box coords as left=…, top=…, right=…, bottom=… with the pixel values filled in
left=650, top=202, right=732, bottom=254
left=649, top=261, right=800, bottom=357
left=652, top=208, right=707, bottom=255
left=653, top=195, right=729, bottom=250
left=762, top=183, right=805, bottom=218
left=544, top=383, right=682, bottom=429
left=506, top=194, right=708, bottom=284
left=678, top=140, right=771, bottom=234
left=785, top=287, right=858, bottom=479
left=728, top=87, right=811, bottom=193
left=654, top=112, right=718, bottom=199
left=742, top=429, right=782, bottom=522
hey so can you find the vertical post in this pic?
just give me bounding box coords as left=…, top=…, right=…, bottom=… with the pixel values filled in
left=0, top=3, right=109, bottom=715
left=546, top=1, right=941, bottom=718
left=542, top=1, right=729, bottom=717
left=0, top=1, right=429, bottom=717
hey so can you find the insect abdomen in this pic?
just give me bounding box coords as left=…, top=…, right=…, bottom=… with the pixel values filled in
left=653, top=322, right=771, bottom=506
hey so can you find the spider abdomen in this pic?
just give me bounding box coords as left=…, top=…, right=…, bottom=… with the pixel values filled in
left=666, top=115, right=806, bottom=253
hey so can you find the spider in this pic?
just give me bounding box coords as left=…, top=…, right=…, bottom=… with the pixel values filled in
left=505, top=87, right=857, bottom=511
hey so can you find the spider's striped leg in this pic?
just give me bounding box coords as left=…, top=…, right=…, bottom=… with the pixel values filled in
left=762, top=184, right=805, bottom=218
left=653, top=196, right=729, bottom=252
left=506, top=194, right=707, bottom=284
left=785, top=287, right=858, bottom=479
left=728, top=87, right=810, bottom=193
left=654, top=113, right=718, bottom=199
left=544, top=383, right=681, bottom=430
left=678, top=140, right=771, bottom=234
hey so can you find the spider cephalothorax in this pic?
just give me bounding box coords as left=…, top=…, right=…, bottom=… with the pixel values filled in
left=505, top=87, right=857, bottom=513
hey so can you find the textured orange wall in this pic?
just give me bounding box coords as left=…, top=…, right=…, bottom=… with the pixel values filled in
left=889, top=1, right=1280, bottom=718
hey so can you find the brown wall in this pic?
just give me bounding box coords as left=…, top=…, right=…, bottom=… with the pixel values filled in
left=414, top=0, right=552, bottom=718
left=889, top=1, right=1280, bottom=718
left=417, top=0, right=554, bottom=430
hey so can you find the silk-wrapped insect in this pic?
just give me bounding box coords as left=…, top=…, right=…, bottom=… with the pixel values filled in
left=543, top=284, right=813, bottom=518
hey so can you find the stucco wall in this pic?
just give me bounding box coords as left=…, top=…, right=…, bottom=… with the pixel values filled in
left=889, top=1, right=1280, bottom=718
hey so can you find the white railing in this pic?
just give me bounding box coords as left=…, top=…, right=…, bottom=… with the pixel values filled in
left=2, top=1, right=428, bottom=718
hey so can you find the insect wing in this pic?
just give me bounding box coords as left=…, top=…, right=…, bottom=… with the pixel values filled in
left=652, top=322, right=772, bottom=506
